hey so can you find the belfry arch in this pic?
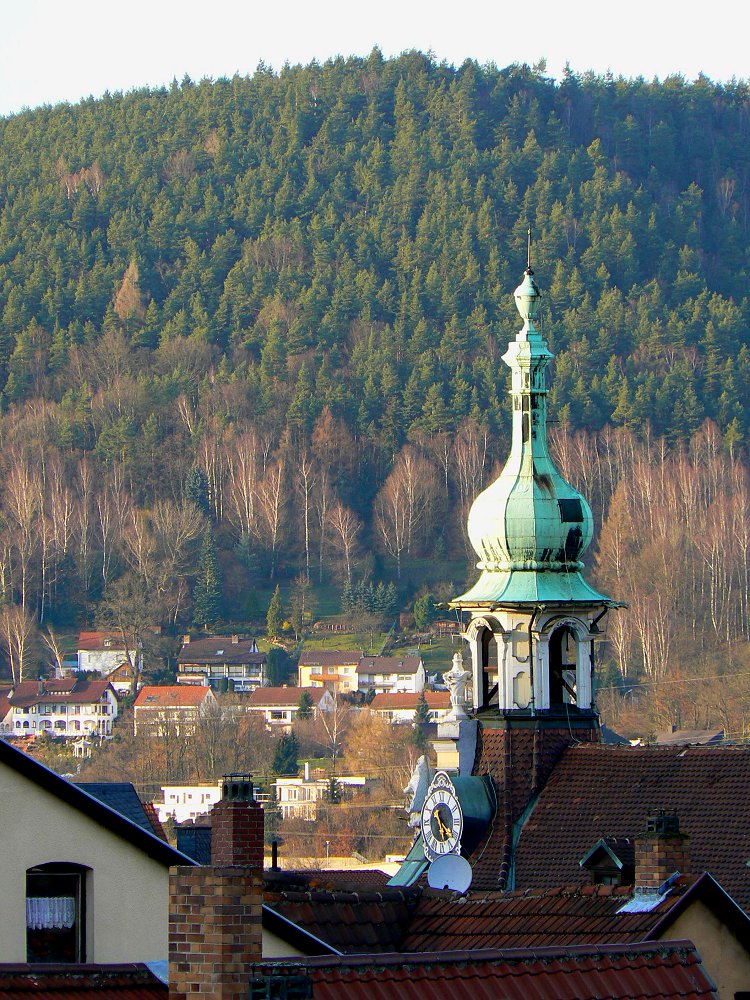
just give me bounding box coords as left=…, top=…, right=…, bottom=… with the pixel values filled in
left=462, top=616, right=502, bottom=711
left=548, top=624, right=578, bottom=706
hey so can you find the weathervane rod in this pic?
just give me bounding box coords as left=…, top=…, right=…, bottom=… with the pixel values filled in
left=527, top=226, right=532, bottom=271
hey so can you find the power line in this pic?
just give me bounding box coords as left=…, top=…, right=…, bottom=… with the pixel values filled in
left=597, top=666, right=750, bottom=694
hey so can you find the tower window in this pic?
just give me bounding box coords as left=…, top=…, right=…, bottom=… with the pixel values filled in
left=558, top=499, right=583, bottom=522
left=549, top=626, right=577, bottom=706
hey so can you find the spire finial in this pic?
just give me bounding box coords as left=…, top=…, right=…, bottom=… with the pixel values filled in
left=526, top=226, right=533, bottom=274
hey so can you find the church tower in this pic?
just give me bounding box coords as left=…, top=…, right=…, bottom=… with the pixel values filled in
left=450, top=253, right=616, bottom=742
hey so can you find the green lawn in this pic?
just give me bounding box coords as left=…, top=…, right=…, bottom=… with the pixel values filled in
left=302, top=632, right=391, bottom=655
left=400, top=635, right=460, bottom=679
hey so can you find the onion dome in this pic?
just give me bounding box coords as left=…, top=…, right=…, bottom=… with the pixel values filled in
left=453, top=265, right=611, bottom=607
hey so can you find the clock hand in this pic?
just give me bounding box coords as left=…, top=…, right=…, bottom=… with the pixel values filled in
left=436, top=813, right=452, bottom=840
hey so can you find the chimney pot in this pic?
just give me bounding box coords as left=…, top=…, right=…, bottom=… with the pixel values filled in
left=182, top=634, right=190, bottom=644
left=636, top=811, right=690, bottom=890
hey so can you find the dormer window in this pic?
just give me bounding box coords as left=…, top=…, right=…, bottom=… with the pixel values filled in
left=579, top=837, right=635, bottom=887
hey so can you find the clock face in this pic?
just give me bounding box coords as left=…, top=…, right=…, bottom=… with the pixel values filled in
left=420, top=771, right=463, bottom=861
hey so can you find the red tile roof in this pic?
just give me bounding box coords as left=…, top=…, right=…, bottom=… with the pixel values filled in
left=265, top=869, right=393, bottom=893
left=299, top=650, right=363, bottom=667
left=247, top=687, right=328, bottom=708
left=77, top=631, right=127, bottom=652
left=0, top=686, right=12, bottom=720
left=370, top=691, right=450, bottom=710
left=263, top=885, right=420, bottom=954
left=253, top=941, right=718, bottom=999
left=508, top=743, right=750, bottom=912
left=133, top=685, right=212, bottom=708
left=0, top=963, right=166, bottom=998
left=401, top=877, right=722, bottom=952
left=8, top=679, right=113, bottom=708
left=142, top=801, right=169, bottom=842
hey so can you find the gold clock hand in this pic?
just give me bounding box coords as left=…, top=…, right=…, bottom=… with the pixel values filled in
left=436, top=813, right=452, bottom=840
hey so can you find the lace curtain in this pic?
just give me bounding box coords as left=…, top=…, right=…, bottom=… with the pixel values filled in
left=26, top=896, right=76, bottom=929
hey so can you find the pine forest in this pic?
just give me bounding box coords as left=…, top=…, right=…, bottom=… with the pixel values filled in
left=2, top=51, right=750, bottom=736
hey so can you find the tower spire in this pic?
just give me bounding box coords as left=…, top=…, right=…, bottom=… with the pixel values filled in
left=450, top=259, right=615, bottom=718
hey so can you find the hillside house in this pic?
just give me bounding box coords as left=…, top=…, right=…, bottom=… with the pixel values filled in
left=276, top=766, right=367, bottom=820
left=297, top=650, right=426, bottom=694
left=297, top=650, right=362, bottom=692
left=4, top=679, right=118, bottom=739
left=245, top=686, right=335, bottom=730
left=132, top=685, right=217, bottom=735
left=370, top=690, right=451, bottom=724
left=0, top=687, right=12, bottom=734
left=153, top=781, right=224, bottom=824
left=77, top=631, right=142, bottom=678
left=356, top=655, right=426, bottom=694
left=176, top=634, right=267, bottom=692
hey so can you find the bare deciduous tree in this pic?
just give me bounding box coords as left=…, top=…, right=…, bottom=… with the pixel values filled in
left=0, top=603, right=36, bottom=685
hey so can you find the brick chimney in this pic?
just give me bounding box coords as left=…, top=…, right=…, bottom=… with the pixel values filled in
left=169, top=775, right=264, bottom=1000
left=635, top=811, right=690, bottom=890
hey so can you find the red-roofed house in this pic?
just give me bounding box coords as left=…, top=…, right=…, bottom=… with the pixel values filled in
left=245, top=686, right=335, bottom=730
left=5, top=679, right=118, bottom=739
left=132, top=685, right=217, bottom=735
left=297, top=651, right=363, bottom=693
left=0, top=686, right=12, bottom=735
left=297, top=651, right=426, bottom=695
left=370, top=690, right=451, bottom=724
left=77, top=631, right=143, bottom=678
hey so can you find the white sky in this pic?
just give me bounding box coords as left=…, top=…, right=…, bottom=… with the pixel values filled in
left=1, top=0, right=746, bottom=118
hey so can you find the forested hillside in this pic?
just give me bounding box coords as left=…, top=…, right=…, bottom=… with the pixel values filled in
left=1, top=51, right=750, bottom=709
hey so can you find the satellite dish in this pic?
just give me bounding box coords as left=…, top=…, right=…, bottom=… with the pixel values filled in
left=427, top=853, right=473, bottom=893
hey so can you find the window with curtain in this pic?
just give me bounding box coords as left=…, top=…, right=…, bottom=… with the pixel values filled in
left=26, top=864, right=88, bottom=963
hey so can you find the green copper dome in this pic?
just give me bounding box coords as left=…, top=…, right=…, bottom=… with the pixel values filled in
left=453, top=266, right=611, bottom=608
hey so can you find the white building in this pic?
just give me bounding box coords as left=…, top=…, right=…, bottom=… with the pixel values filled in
left=369, top=690, right=451, bottom=724
left=132, top=685, right=217, bottom=735
left=4, top=679, right=118, bottom=739
left=77, top=631, right=143, bottom=678
left=153, top=781, right=224, bottom=824
left=275, top=765, right=366, bottom=820
left=245, top=686, right=335, bottom=730
left=356, top=655, right=426, bottom=694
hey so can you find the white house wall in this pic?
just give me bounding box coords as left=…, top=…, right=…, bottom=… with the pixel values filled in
left=0, top=764, right=171, bottom=963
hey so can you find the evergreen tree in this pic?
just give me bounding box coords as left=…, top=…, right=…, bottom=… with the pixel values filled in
left=272, top=732, right=300, bottom=776
left=266, top=585, right=285, bottom=638
left=413, top=689, right=431, bottom=725
left=297, top=689, right=314, bottom=720
left=324, top=775, right=342, bottom=804
left=192, top=526, right=223, bottom=626
left=413, top=593, right=437, bottom=630
left=266, top=645, right=291, bottom=686
left=185, top=466, right=211, bottom=518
